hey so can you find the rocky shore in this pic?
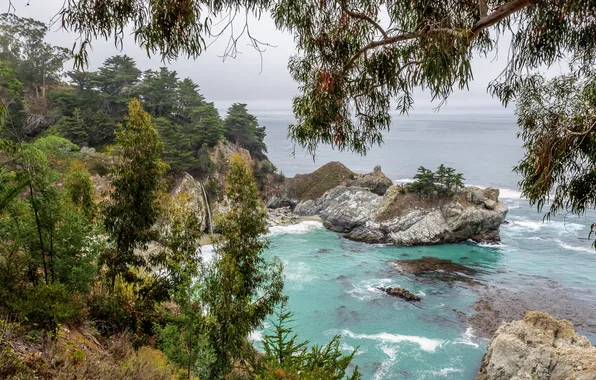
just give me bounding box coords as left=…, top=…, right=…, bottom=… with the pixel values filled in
left=477, top=311, right=596, bottom=380
left=267, top=162, right=508, bottom=245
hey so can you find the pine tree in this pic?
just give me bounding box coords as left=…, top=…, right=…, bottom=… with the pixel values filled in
left=200, top=153, right=284, bottom=378
left=102, top=98, right=168, bottom=283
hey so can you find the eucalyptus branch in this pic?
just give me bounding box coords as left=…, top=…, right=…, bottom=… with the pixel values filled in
left=339, top=0, right=388, bottom=39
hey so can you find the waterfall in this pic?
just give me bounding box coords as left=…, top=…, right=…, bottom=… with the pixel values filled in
left=198, top=181, right=214, bottom=235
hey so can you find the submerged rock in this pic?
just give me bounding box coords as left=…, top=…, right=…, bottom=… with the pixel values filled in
left=467, top=276, right=596, bottom=339
left=378, top=286, right=421, bottom=301
left=477, top=311, right=596, bottom=380
left=391, top=257, right=481, bottom=284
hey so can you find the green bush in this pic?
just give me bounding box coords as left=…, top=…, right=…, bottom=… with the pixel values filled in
left=20, top=283, right=87, bottom=332
left=32, top=135, right=79, bottom=155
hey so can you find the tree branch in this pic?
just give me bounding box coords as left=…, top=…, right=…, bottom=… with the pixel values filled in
left=471, top=0, right=538, bottom=37
left=478, top=0, right=489, bottom=17
left=340, top=0, right=388, bottom=39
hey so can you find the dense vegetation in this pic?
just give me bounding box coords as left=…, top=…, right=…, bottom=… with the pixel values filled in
left=0, top=14, right=271, bottom=179
left=407, top=165, right=465, bottom=198
left=0, top=14, right=359, bottom=380
left=53, top=0, right=596, bottom=224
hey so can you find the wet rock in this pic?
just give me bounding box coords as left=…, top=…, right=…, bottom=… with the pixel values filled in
left=378, top=286, right=421, bottom=301
left=392, top=256, right=479, bottom=276
left=391, top=257, right=481, bottom=284
left=477, top=311, right=596, bottom=380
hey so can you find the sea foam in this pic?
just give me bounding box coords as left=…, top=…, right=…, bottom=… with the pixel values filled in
left=341, top=329, right=443, bottom=352
left=267, top=220, right=323, bottom=236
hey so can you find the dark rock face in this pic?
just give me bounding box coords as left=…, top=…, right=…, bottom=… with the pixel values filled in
left=477, top=311, right=596, bottom=380
left=378, top=286, right=421, bottom=301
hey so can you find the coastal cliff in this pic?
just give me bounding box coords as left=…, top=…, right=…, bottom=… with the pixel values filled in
left=477, top=311, right=596, bottom=380
left=267, top=162, right=508, bottom=245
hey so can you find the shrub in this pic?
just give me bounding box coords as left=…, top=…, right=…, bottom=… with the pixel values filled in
left=32, top=135, right=79, bottom=155
left=19, top=283, right=87, bottom=332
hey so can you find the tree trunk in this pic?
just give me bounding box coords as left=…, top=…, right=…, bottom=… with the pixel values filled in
left=29, top=184, right=48, bottom=285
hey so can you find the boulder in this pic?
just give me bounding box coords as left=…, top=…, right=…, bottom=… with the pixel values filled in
left=465, top=186, right=486, bottom=205
left=484, top=199, right=497, bottom=210
left=483, top=187, right=500, bottom=202
left=347, top=165, right=393, bottom=195
left=477, top=311, right=596, bottom=380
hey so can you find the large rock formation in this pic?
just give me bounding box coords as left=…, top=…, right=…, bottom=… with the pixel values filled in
left=477, top=311, right=596, bottom=380
left=267, top=162, right=394, bottom=208
left=170, top=172, right=208, bottom=232
left=290, top=183, right=507, bottom=245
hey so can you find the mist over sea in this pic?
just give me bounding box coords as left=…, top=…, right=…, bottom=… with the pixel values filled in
left=223, top=106, right=596, bottom=379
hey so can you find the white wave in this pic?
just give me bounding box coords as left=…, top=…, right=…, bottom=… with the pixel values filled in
left=498, top=188, right=523, bottom=199
left=476, top=242, right=506, bottom=249
left=453, top=326, right=480, bottom=348
left=527, top=236, right=544, bottom=241
left=553, top=238, right=595, bottom=254
left=427, top=367, right=463, bottom=377
left=394, top=178, right=414, bottom=184
left=267, top=221, right=323, bottom=236
left=374, top=345, right=398, bottom=380
left=341, top=329, right=443, bottom=353
left=283, top=261, right=317, bottom=289
left=505, top=219, right=585, bottom=233
left=347, top=278, right=392, bottom=301
left=340, top=342, right=366, bottom=355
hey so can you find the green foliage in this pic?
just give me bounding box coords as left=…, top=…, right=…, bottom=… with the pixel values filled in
left=0, top=62, right=26, bottom=141
left=19, top=282, right=87, bottom=331
left=197, top=143, right=215, bottom=176
left=225, top=103, right=268, bottom=160
left=102, top=99, right=168, bottom=281
left=0, top=14, right=71, bottom=97
left=407, top=165, right=464, bottom=197
left=32, top=135, right=79, bottom=155
left=51, top=108, right=88, bottom=146
left=200, top=154, right=284, bottom=378
left=254, top=300, right=361, bottom=380
left=140, top=67, right=179, bottom=118
left=63, top=160, right=95, bottom=219
left=513, top=73, right=596, bottom=220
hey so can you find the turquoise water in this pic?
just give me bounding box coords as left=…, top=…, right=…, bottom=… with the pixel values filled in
left=253, top=110, right=596, bottom=379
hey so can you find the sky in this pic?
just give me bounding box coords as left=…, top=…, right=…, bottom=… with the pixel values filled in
left=2, top=0, right=517, bottom=114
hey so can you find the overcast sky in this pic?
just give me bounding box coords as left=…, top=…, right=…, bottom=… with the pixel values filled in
left=2, top=0, right=517, bottom=114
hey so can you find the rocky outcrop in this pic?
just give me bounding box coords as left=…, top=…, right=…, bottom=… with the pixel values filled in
left=477, top=311, right=596, bottom=380
left=170, top=172, right=208, bottom=232
left=291, top=184, right=507, bottom=245
left=267, top=163, right=395, bottom=208
left=346, top=165, right=393, bottom=195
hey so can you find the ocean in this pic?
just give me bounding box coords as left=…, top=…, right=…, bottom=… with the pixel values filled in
left=238, top=109, right=596, bottom=379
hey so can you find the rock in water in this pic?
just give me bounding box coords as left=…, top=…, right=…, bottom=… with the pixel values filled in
left=477, top=311, right=596, bottom=380
left=379, top=287, right=421, bottom=301
left=347, top=165, right=393, bottom=195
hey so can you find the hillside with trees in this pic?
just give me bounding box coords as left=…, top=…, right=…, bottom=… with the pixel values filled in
left=0, top=13, right=359, bottom=380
